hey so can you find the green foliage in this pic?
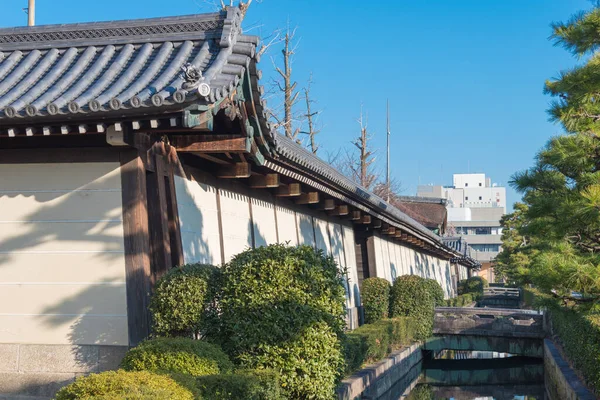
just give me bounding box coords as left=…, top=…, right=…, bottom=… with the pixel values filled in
left=120, top=338, right=233, bottom=377
left=458, top=276, right=488, bottom=295
left=444, top=293, right=479, bottom=307
left=525, top=289, right=600, bottom=393
left=361, top=277, right=391, bottom=324
left=423, top=278, right=445, bottom=307
left=54, top=370, right=194, bottom=400
left=389, top=275, right=437, bottom=340
left=196, top=369, right=285, bottom=400
left=214, top=244, right=347, bottom=399
left=149, top=263, right=220, bottom=338
left=344, top=317, right=416, bottom=374
left=406, top=384, right=434, bottom=400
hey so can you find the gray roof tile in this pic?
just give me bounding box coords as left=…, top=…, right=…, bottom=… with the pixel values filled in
left=0, top=8, right=258, bottom=121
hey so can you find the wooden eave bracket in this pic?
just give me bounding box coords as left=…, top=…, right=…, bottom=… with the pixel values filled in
left=171, top=135, right=250, bottom=153
left=328, top=205, right=350, bottom=217
left=296, top=192, right=320, bottom=205
left=217, top=162, right=251, bottom=178
left=276, top=183, right=302, bottom=197
left=249, top=173, right=279, bottom=188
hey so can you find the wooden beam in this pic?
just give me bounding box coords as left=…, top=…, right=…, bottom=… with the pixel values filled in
left=217, top=162, right=251, bottom=179
left=320, top=199, right=336, bottom=211
left=401, top=234, right=408, bottom=241
left=249, top=173, right=279, bottom=188
left=394, top=231, right=403, bottom=239
left=276, top=183, right=302, bottom=197
left=328, top=204, right=349, bottom=216
left=385, top=227, right=396, bottom=235
left=373, top=219, right=382, bottom=229
left=172, top=135, right=249, bottom=153
left=361, top=215, right=372, bottom=224
left=296, top=192, right=320, bottom=205
left=351, top=210, right=362, bottom=221
left=196, top=153, right=230, bottom=165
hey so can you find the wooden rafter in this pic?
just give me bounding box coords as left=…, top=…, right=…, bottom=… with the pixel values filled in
left=171, top=135, right=249, bottom=153
left=249, top=173, right=279, bottom=188
left=276, top=183, right=302, bottom=197
left=217, top=162, right=251, bottom=178
left=296, top=192, right=320, bottom=205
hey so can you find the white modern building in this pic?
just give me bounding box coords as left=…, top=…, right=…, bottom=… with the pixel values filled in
left=417, top=173, right=507, bottom=281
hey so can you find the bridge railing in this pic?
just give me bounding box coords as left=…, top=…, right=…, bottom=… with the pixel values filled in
left=433, top=307, right=545, bottom=339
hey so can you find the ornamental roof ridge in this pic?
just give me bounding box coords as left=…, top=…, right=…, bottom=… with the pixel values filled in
left=0, top=10, right=240, bottom=51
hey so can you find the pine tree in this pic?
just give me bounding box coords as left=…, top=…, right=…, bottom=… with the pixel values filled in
left=507, top=5, right=600, bottom=297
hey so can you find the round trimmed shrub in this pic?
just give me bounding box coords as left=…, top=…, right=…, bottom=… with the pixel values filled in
left=121, top=337, right=233, bottom=377
left=389, top=275, right=436, bottom=340
left=54, top=370, right=193, bottom=400
left=196, top=369, right=285, bottom=400
left=149, top=263, right=220, bottom=337
left=215, top=244, right=347, bottom=399
left=423, top=278, right=445, bottom=307
left=458, top=276, right=489, bottom=295
left=362, top=277, right=391, bottom=324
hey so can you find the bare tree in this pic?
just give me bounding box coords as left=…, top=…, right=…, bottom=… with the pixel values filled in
left=300, top=75, right=321, bottom=153
left=342, top=108, right=379, bottom=190
left=373, top=178, right=404, bottom=202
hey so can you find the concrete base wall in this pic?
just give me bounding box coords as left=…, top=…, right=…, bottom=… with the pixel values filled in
left=0, top=344, right=128, bottom=400
left=544, top=339, right=595, bottom=400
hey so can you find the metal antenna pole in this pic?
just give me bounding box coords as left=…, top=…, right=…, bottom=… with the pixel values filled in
left=386, top=99, right=390, bottom=202
left=27, top=0, right=35, bottom=26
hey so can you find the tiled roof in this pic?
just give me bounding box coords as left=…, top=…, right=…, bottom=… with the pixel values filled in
left=393, top=201, right=447, bottom=230
left=0, top=8, right=258, bottom=122
left=271, top=134, right=446, bottom=245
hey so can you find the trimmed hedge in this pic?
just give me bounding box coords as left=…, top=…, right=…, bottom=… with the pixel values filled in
left=361, top=277, right=391, bottom=324
left=389, top=275, right=437, bottom=340
left=196, top=369, right=284, bottom=400
left=215, top=244, right=347, bottom=399
left=423, top=278, right=445, bottom=307
left=445, top=293, right=479, bottom=307
left=524, top=288, right=600, bottom=393
left=458, top=276, right=488, bottom=296
left=344, top=317, right=416, bottom=373
left=406, top=384, right=434, bottom=400
left=121, top=337, right=233, bottom=377
left=149, top=263, right=220, bottom=338
left=54, top=370, right=194, bottom=400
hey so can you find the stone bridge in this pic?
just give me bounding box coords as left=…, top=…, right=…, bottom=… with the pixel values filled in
left=478, top=287, right=521, bottom=308
left=425, top=307, right=546, bottom=357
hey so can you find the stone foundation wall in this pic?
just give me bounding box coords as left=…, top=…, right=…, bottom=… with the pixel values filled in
left=0, top=344, right=128, bottom=400
left=544, top=339, right=595, bottom=400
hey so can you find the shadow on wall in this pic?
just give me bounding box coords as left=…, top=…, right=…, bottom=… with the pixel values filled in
left=0, top=164, right=133, bottom=395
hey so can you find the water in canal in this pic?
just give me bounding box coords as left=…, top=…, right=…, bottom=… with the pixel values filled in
left=371, top=351, right=546, bottom=400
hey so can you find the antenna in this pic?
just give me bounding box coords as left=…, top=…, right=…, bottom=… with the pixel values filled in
left=386, top=99, right=390, bottom=202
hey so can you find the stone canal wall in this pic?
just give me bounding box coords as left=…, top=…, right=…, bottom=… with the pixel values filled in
left=544, top=339, right=595, bottom=400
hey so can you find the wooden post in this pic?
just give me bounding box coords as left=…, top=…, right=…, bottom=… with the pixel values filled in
left=120, top=149, right=152, bottom=346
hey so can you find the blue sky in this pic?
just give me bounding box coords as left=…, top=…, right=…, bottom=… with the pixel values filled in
left=0, top=0, right=591, bottom=209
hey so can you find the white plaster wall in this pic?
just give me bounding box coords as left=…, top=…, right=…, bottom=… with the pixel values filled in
left=314, top=217, right=331, bottom=255
left=276, top=205, right=298, bottom=246
left=251, top=198, right=278, bottom=247
left=219, top=189, right=252, bottom=262
left=175, top=175, right=221, bottom=265
left=296, top=212, right=315, bottom=247
left=341, top=224, right=359, bottom=309
left=0, top=162, right=128, bottom=345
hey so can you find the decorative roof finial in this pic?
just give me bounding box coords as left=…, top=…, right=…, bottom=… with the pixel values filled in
left=181, top=63, right=202, bottom=89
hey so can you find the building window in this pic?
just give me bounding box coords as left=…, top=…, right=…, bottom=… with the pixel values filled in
left=465, top=183, right=468, bottom=187
left=475, top=227, right=492, bottom=235
left=471, top=244, right=500, bottom=252
left=479, top=183, right=482, bottom=187
left=479, top=196, right=482, bottom=200
left=465, top=196, right=469, bottom=200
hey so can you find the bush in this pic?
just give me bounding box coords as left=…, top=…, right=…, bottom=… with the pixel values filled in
left=121, top=337, right=233, bottom=378
left=54, top=370, right=194, bottom=400
left=444, top=293, right=478, bottom=307
left=196, top=369, right=284, bottom=400
left=407, top=384, right=434, bottom=400
left=362, top=277, right=391, bottom=324
left=215, top=244, right=347, bottom=399
left=423, top=278, right=445, bottom=307
left=149, top=263, right=220, bottom=338
left=458, top=276, right=488, bottom=295
left=389, top=275, right=436, bottom=340
left=344, top=317, right=416, bottom=373
left=525, top=288, right=600, bottom=392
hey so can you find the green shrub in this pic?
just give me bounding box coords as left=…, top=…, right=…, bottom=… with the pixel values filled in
left=389, top=275, right=436, bottom=340
left=215, top=244, right=347, bottom=399
left=458, top=276, right=488, bottom=295
left=444, top=293, right=479, bottom=307
left=423, top=278, right=445, bottom=307
left=54, top=370, right=193, bottom=400
left=362, top=277, right=391, bottom=324
left=121, top=337, right=233, bottom=378
left=149, top=263, right=220, bottom=338
left=344, top=317, right=416, bottom=373
left=196, top=369, right=284, bottom=400
left=526, top=288, right=600, bottom=392
left=407, top=384, right=434, bottom=400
